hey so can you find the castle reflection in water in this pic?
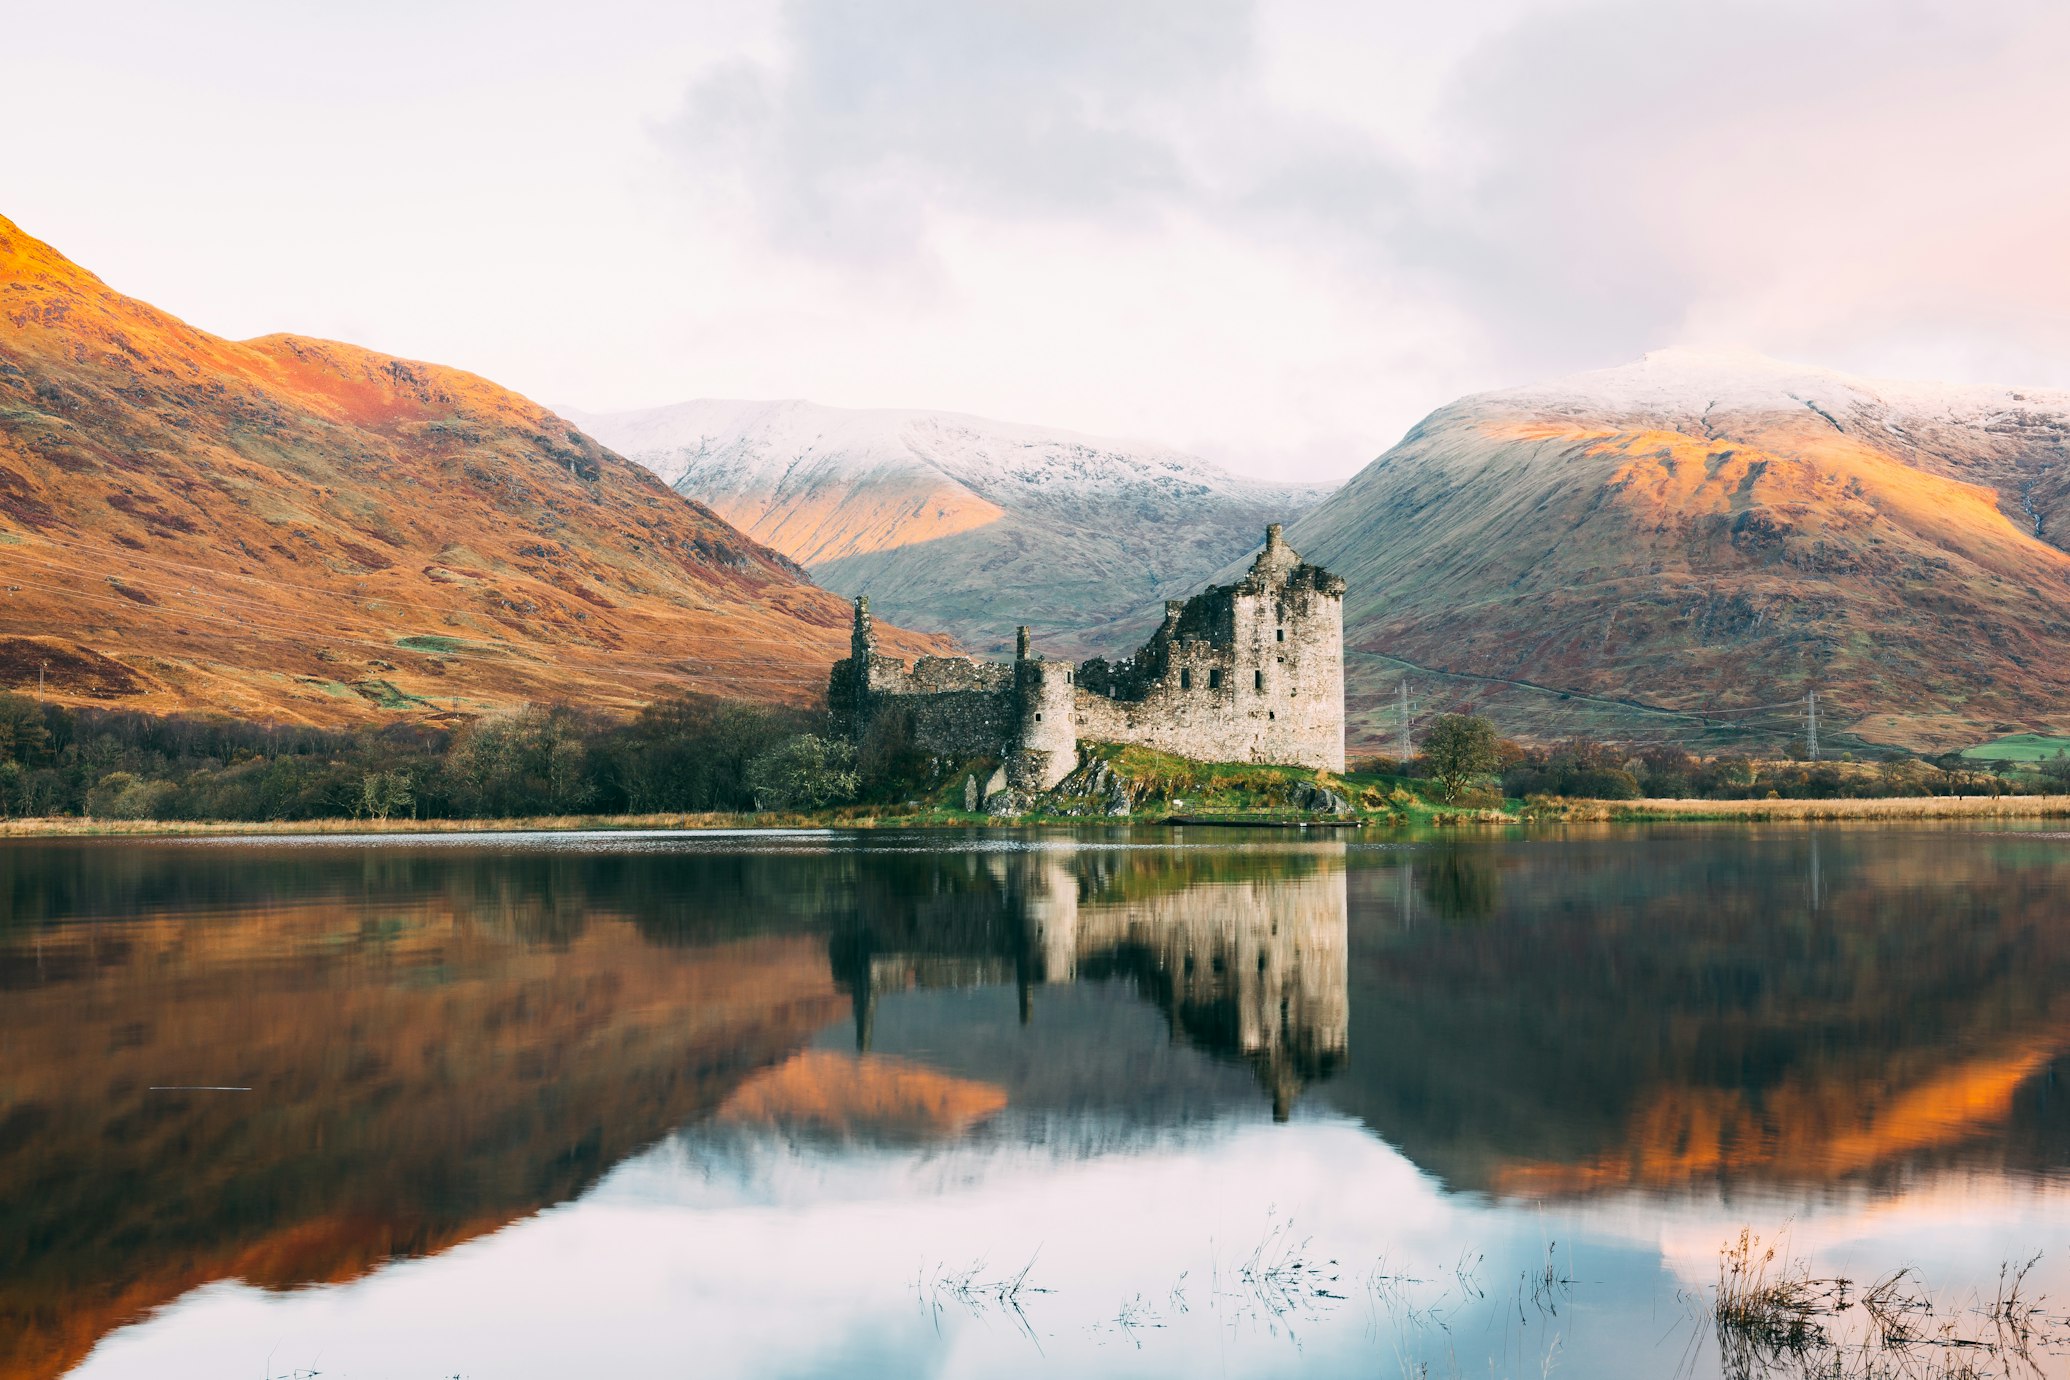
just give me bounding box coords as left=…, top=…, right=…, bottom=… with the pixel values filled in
left=830, top=846, right=1349, bottom=1120
left=17, top=829, right=2070, bottom=1380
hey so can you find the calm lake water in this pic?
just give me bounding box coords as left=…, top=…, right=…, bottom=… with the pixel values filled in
left=6, top=825, right=2070, bottom=1378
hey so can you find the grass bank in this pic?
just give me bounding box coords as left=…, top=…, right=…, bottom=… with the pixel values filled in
left=0, top=807, right=987, bottom=838
left=6, top=780, right=2068, bottom=838
left=1533, top=793, right=2070, bottom=822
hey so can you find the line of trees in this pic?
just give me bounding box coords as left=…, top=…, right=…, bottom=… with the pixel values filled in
left=0, top=691, right=893, bottom=822
left=1360, top=714, right=2049, bottom=802
left=4, top=691, right=2049, bottom=822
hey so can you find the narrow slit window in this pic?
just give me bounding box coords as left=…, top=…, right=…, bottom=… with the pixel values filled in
left=1276, top=628, right=1285, bottom=642
left=1254, top=669, right=1264, bottom=691
left=1180, top=669, right=1192, bottom=689
left=1209, top=669, right=1222, bottom=689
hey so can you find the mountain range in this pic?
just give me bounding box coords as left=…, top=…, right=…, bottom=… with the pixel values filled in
left=8, top=204, right=2068, bottom=755
left=565, top=398, right=1323, bottom=658
left=0, top=214, right=946, bottom=725
left=1286, top=349, right=2070, bottom=752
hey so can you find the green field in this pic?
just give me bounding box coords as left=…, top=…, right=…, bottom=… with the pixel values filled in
left=1960, top=733, right=2070, bottom=762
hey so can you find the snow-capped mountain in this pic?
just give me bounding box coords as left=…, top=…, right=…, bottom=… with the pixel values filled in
left=1473, top=348, right=2070, bottom=531
left=1284, top=349, right=2070, bottom=752
left=563, top=399, right=1327, bottom=658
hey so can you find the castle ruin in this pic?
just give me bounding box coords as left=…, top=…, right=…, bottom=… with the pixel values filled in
left=829, top=524, right=1346, bottom=790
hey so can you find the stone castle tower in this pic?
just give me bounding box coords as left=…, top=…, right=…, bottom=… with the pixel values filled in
left=830, top=525, right=1345, bottom=789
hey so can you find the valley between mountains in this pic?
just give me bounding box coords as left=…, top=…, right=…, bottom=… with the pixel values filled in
left=565, top=398, right=1324, bottom=660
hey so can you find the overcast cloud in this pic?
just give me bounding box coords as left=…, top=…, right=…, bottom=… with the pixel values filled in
left=5, top=0, right=2066, bottom=480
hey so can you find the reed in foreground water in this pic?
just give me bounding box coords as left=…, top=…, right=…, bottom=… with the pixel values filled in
left=1713, top=1231, right=2057, bottom=1380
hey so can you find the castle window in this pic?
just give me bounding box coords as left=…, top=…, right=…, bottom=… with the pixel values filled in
left=1254, top=670, right=1263, bottom=691
left=1180, top=669, right=1192, bottom=690
left=1277, top=655, right=1284, bottom=664
left=1065, top=670, right=1072, bottom=683
left=1269, top=710, right=1276, bottom=720
left=1034, top=712, right=1042, bottom=722
left=1208, top=669, right=1222, bottom=689
left=1276, top=628, right=1285, bottom=642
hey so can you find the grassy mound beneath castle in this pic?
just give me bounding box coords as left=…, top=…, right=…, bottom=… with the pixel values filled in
left=940, top=742, right=1513, bottom=825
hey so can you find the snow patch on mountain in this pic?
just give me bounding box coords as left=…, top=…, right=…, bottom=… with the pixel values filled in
left=1462, top=347, right=2070, bottom=435
left=561, top=398, right=1318, bottom=512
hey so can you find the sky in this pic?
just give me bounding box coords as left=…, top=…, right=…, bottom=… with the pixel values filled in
left=6, top=0, right=2069, bottom=482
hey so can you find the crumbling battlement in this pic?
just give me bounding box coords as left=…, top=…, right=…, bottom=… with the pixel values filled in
left=829, top=524, right=1345, bottom=791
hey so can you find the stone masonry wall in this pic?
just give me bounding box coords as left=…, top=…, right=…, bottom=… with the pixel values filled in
left=1070, top=527, right=1345, bottom=772
left=828, top=525, right=1345, bottom=788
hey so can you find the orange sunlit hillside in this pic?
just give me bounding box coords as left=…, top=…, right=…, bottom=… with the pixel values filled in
left=1292, top=360, right=2070, bottom=751
left=706, top=474, right=1008, bottom=566
left=0, top=213, right=950, bottom=725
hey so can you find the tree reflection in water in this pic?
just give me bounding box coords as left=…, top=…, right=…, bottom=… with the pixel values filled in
left=9, top=827, right=2070, bottom=1379
left=0, top=832, right=1349, bottom=1379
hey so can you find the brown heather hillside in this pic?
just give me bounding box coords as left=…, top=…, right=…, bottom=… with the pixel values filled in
left=1287, top=350, right=2070, bottom=753
left=0, top=214, right=948, bottom=725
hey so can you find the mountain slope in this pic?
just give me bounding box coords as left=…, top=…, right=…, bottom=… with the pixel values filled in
left=565, top=399, right=1324, bottom=658
left=1287, top=350, right=2070, bottom=752
left=0, top=214, right=946, bottom=724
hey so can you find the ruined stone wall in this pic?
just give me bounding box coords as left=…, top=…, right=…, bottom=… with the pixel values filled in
left=831, top=606, right=1020, bottom=759
left=871, top=655, right=1012, bottom=696
left=830, top=524, right=1344, bottom=785
left=1070, top=529, right=1345, bottom=772
left=902, top=690, right=1016, bottom=759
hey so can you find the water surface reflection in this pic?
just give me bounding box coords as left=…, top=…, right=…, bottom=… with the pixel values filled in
left=3, top=827, right=2068, bottom=1377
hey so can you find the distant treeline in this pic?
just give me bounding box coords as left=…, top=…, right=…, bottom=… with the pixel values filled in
left=0, top=692, right=935, bottom=822
left=1362, top=732, right=2051, bottom=802
left=0, top=691, right=2047, bottom=822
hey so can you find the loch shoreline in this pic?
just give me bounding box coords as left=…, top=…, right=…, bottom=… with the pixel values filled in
left=5, top=791, right=2070, bottom=838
